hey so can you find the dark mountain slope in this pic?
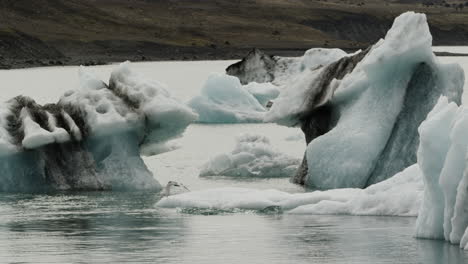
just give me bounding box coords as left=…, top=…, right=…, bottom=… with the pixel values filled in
left=0, top=0, right=467, bottom=68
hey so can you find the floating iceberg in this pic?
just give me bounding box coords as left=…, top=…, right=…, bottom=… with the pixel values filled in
left=415, top=97, right=468, bottom=250
left=226, top=47, right=347, bottom=86
left=199, top=134, right=300, bottom=178
left=193, top=47, right=348, bottom=124
left=188, top=73, right=267, bottom=123
left=157, top=164, right=423, bottom=216
left=0, top=62, right=197, bottom=192
left=231, top=12, right=464, bottom=189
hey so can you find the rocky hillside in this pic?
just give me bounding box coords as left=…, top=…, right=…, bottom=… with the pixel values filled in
left=0, top=0, right=467, bottom=68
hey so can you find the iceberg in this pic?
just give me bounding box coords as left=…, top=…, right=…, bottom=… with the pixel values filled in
left=251, top=12, right=463, bottom=189
left=194, top=43, right=348, bottom=124
left=157, top=164, right=423, bottom=216
left=226, top=47, right=347, bottom=86
left=415, top=97, right=468, bottom=250
left=197, top=47, right=349, bottom=124
left=188, top=73, right=267, bottom=123
left=199, top=134, right=300, bottom=178
left=0, top=62, right=197, bottom=192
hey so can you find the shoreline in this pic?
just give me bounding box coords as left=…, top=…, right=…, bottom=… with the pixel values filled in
left=1, top=48, right=467, bottom=70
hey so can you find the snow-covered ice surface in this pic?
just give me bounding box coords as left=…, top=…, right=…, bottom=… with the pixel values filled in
left=415, top=97, right=468, bottom=250
left=199, top=134, right=300, bottom=178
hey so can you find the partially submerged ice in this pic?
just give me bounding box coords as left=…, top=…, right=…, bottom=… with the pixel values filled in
left=157, top=164, right=423, bottom=216
left=0, top=62, right=197, bottom=192
left=415, top=97, right=468, bottom=250
left=227, top=12, right=464, bottom=189
left=199, top=134, right=300, bottom=178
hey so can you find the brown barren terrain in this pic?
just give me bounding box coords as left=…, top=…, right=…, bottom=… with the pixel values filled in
left=0, top=0, right=467, bottom=68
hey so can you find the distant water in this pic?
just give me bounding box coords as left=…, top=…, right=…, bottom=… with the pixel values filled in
left=1, top=58, right=468, bottom=263
left=433, top=46, right=468, bottom=54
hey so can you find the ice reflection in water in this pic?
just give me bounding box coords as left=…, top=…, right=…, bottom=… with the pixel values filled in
left=1, top=192, right=468, bottom=263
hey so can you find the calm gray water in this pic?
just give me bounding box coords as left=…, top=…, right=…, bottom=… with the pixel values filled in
left=1, top=191, right=468, bottom=263
left=1, top=52, right=468, bottom=263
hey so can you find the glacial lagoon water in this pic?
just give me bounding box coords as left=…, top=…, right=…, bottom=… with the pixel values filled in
left=1, top=51, right=468, bottom=263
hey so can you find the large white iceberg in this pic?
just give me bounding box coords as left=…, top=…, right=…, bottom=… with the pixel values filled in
left=258, top=12, right=464, bottom=189
left=158, top=164, right=423, bottom=216
left=199, top=134, right=300, bottom=178
left=415, top=97, right=468, bottom=250
left=0, top=62, right=197, bottom=192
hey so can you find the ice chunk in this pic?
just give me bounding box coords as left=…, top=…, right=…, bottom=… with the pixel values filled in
left=188, top=73, right=267, bottom=123
left=226, top=47, right=347, bottom=87
left=301, top=48, right=348, bottom=70
left=199, top=134, right=300, bottom=178
left=439, top=109, right=468, bottom=242
left=219, top=47, right=348, bottom=124
left=109, top=62, right=198, bottom=154
left=158, top=164, right=423, bottom=216
left=61, top=67, right=138, bottom=136
left=263, top=63, right=341, bottom=127
left=415, top=97, right=468, bottom=250
left=271, top=48, right=349, bottom=87
left=158, top=187, right=290, bottom=211
left=0, top=62, right=194, bottom=192
left=226, top=48, right=277, bottom=85
left=290, top=164, right=423, bottom=216
left=264, top=12, right=463, bottom=189
left=452, top=166, right=468, bottom=247
left=86, top=132, right=161, bottom=191
left=415, top=97, right=458, bottom=239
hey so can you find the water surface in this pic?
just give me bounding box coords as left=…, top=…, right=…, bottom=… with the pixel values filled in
left=1, top=192, right=467, bottom=263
